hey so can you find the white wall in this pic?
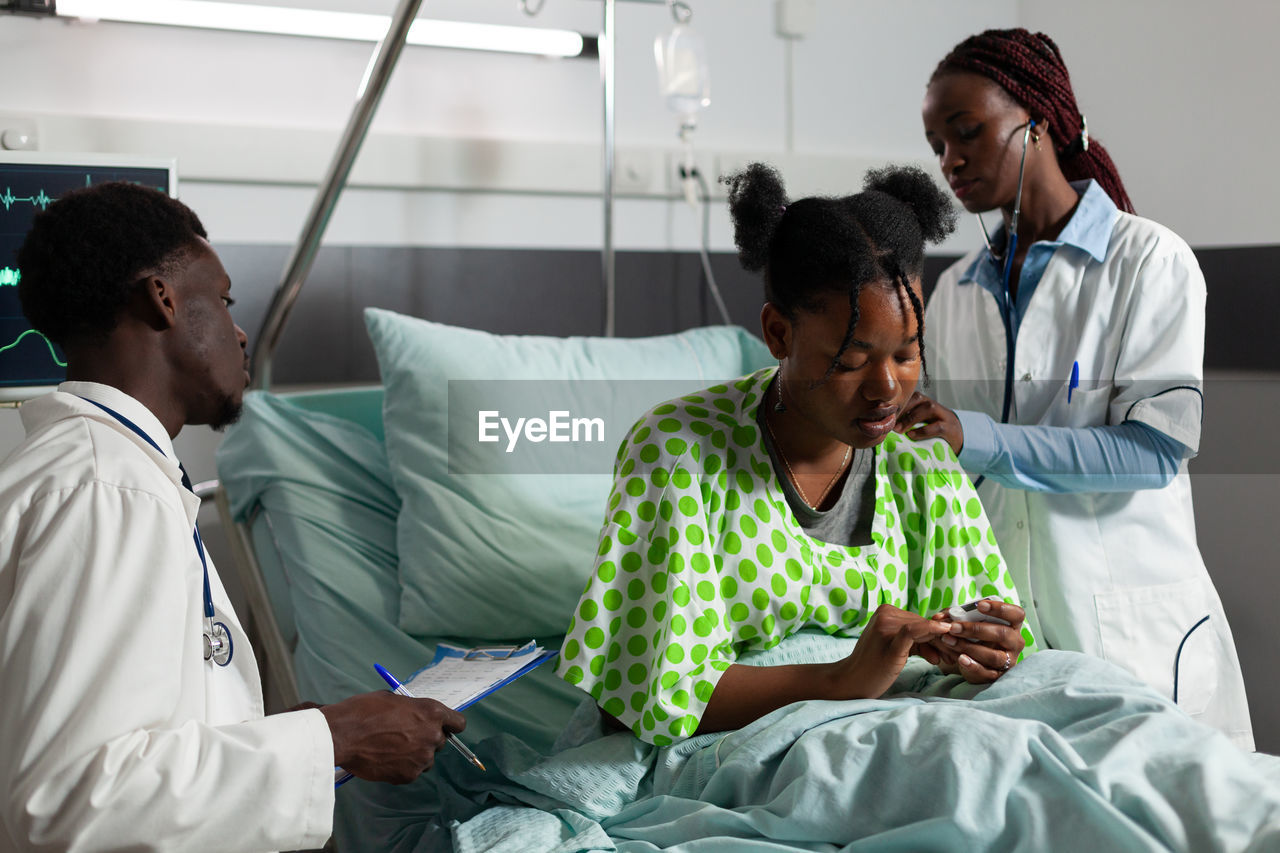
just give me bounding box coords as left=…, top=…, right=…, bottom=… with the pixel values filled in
left=0, top=0, right=1019, bottom=443
left=1018, top=0, right=1280, bottom=247
left=0, top=0, right=1014, bottom=253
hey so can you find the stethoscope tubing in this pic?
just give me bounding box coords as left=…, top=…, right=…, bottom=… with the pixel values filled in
left=968, top=121, right=1034, bottom=490
left=974, top=119, right=1036, bottom=428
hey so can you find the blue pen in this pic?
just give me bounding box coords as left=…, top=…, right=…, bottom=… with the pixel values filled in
left=1068, top=361, right=1080, bottom=403
left=374, top=663, right=485, bottom=771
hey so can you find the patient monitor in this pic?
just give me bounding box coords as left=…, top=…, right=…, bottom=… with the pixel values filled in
left=0, top=151, right=176, bottom=403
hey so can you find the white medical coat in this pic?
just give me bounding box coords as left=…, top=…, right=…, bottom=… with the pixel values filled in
left=926, top=212, right=1254, bottom=751
left=0, top=383, right=335, bottom=852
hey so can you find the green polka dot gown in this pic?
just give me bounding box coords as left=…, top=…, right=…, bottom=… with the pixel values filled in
left=557, top=368, right=1036, bottom=745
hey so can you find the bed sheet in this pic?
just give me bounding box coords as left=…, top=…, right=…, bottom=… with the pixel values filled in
left=217, top=392, right=1280, bottom=852
left=441, top=640, right=1280, bottom=853
left=217, top=391, right=587, bottom=851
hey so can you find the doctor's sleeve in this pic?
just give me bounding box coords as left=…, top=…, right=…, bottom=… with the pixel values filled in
left=0, top=482, right=334, bottom=853
left=1110, top=233, right=1206, bottom=455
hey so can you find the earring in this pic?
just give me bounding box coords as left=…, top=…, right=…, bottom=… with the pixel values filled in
left=1032, top=132, right=1043, bottom=151
left=774, top=369, right=787, bottom=413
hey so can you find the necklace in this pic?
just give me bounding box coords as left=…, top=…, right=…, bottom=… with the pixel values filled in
left=763, top=412, right=853, bottom=510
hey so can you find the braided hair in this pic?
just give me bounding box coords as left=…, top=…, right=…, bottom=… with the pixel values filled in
left=724, top=162, right=956, bottom=380
left=931, top=28, right=1134, bottom=214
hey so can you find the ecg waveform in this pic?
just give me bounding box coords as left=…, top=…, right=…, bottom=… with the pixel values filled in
left=0, top=187, right=55, bottom=212
left=0, top=267, right=18, bottom=287
left=0, top=328, right=66, bottom=368
left=0, top=176, right=165, bottom=214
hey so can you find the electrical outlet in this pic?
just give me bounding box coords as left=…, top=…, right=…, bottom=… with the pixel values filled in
left=614, top=150, right=654, bottom=193
left=664, top=150, right=718, bottom=198
left=775, top=0, right=816, bottom=39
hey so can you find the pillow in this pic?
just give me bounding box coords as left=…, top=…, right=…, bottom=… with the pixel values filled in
left=364, top=308, right=774, bottom=638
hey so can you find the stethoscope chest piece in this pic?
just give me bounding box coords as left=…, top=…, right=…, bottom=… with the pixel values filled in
left=204, top=621, right=234, bottom=667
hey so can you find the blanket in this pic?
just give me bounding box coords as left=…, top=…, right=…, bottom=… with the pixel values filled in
left=441, top=640, right=1280, bottom=852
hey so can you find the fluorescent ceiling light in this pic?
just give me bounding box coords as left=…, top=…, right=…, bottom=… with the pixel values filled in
left=54, top=0, right=586, bottom=57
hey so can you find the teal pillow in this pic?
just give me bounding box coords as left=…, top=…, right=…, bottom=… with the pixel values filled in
left=364, top=308, right=773, bottom=638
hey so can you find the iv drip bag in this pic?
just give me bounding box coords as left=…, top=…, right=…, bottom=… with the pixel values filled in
left=655, top=23, right=710, bottom=127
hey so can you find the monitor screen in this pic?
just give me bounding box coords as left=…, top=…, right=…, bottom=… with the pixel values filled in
left=1, top=152, right=177, bottom=404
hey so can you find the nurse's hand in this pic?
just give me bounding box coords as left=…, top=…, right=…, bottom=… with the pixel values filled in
left=894, top=391, right=964, bottom=457
left=320, top=691, right=467, bottom=784
left=926, top=600, right=1027, bottom=683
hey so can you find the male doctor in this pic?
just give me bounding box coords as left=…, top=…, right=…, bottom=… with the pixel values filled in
left=0, top=182, right=465, bottom=851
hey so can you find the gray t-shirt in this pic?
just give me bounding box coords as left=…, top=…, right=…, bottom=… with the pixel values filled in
left=756, top=399, right=875, bottom=547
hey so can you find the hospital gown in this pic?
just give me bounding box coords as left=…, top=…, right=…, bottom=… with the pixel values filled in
left=557, top=368, right=1035, bottom=745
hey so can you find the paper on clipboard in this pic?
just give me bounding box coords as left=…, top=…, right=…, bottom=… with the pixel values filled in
left=402, top=640, right=557, bottom=710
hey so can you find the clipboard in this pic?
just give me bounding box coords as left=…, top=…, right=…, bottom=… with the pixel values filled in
left=402, top=640, right=558, bottom=710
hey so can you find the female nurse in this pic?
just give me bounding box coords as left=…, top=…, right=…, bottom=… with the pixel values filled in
left=906, top=27, right=1253, bottom=749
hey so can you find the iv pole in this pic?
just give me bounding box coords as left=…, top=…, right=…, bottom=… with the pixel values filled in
left=250, top=0, right=424, bottom=389
left=601, top=0, right=616, bottom=337
left=251, top=0, right=670, bottom=383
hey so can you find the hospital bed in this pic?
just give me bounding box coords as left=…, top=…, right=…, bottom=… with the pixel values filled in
left=214, top=309, right=1280, bottom=852
left=214, top=312, right=783, bottom=850
left=210, top=3, right=1280, bottom=849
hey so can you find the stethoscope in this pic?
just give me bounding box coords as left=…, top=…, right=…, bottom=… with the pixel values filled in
left=79, top=397, right=234, bottom=668
left=974, top=118, right=1036, bottom=427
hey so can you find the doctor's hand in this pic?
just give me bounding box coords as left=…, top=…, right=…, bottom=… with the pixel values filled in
left=894, top=391, right=964, bottom=457
left=829, top=603, right=954, bottom=700
left=926, top=600, right=1027, bottom=683
left=320, top=691, right=467, bottom=784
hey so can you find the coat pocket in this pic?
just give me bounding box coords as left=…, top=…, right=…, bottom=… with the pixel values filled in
left=1046, top=384, right=1112, bottom=428
left=1094, top=578, right=1219, bottom=716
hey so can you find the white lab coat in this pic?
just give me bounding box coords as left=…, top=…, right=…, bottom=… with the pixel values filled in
left=0, top=383, right=334, bottom=852
left=926, top=212, right=1255, bottom=751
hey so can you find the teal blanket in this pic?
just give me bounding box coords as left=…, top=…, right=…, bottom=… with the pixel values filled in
left=444, top=646, right=1280, bottom=852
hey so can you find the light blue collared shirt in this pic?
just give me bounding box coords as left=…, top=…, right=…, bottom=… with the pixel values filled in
left=958, top=179, right=1117, bottom=338
left=952, top=181, right=1186, bottom=493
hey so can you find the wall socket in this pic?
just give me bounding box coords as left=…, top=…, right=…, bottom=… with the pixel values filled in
left=665, top=150, right=720, bottom=199
left=614, top=150, right=655, bottom=193
left=775, top=0, right=816, bottom=39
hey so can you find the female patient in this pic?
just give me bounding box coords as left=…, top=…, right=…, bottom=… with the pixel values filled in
left=557, top=163, right=1035, bottom=745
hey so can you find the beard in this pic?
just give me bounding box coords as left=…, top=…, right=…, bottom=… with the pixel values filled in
left=209, top=394, right=244, bottom=432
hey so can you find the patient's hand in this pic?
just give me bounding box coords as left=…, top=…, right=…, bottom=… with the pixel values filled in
left=830, top=603, right=955, bottom=699
left=924, top=600, right=1026, bottom=683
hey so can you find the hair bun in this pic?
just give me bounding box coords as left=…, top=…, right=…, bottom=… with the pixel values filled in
left=862, top=165, right=956, bottom=244
left=723, top=162, right=789, bottom=272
